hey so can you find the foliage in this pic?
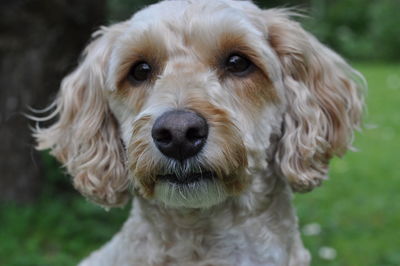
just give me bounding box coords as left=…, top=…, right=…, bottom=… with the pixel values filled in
left=1, top=63, right=399, bottom=265
left=299, top=0, right=400, bottom=61
left=107, top=0, right=157, bottom=22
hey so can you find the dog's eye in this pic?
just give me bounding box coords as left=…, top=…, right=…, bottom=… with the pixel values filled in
left=129, top=61, right=152, bottom=83
left=225, top=54, right=252, bottom=76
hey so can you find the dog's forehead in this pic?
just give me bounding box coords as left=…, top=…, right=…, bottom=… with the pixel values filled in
left=130, top=1, right=190, bottom=22
left=116, top=0, right=267, bottom=66
left=128, top=0, right=261, bottom=33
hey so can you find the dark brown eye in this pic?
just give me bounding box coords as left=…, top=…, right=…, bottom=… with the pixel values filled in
left=225, top=54, right=252, bottom=75
left=129, top=61, right=152, bottom=83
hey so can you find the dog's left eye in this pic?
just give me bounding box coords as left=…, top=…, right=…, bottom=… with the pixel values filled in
left=128, top=61, right=152, bottom=83
left=225, top=54, right=253, bottom=76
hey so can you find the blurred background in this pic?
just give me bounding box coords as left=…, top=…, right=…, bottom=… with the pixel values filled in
left=0, top=0, right=399, bottom=265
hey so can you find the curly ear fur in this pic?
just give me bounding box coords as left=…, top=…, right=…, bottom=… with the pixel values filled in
left=266, top=10, right=365, bottom=192
left=33, top=25, right=130, bottom=207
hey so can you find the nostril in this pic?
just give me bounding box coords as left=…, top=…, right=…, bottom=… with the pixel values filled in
left=186, top=127, right=205, bottom=142
left=153, top=128, right=172, bottom=145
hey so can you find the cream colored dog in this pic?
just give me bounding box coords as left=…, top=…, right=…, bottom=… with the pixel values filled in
left=33, top=0, right=365, bottom=265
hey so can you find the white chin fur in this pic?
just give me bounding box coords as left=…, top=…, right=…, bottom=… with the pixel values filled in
left=154, top=179, right=228, bottom=209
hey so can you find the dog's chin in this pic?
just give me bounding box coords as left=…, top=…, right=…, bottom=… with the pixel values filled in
left=153, top=172, right=228, bottom=209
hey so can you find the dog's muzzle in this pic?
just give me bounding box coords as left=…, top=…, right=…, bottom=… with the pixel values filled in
left=149, top=110, right=236, bottom=208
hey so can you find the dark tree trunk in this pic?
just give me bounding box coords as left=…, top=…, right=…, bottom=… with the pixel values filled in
left=0, top=0, right=106, bottom=203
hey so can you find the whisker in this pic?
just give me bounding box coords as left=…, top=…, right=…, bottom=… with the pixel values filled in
left=27, top=101, right=57, bottom=114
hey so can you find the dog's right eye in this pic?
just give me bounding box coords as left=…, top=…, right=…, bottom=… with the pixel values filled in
left=128, top=61, right=152, bottom=83
left=225, top=54, right=253, bottom=76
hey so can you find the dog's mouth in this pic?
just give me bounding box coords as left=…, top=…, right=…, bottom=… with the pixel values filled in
left=154, top=170, right=227, bottom=208
left=157, top=171, right=215, bottom=185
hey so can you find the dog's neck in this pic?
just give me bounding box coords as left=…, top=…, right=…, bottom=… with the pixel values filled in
left=136, top=196, right=246, bottom=231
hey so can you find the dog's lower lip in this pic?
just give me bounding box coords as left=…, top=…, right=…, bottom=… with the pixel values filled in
left=157, top=171, right=214, bottom=184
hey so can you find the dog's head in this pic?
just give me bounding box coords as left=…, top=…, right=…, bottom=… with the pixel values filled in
left=34, top=0, right=364, bottom=209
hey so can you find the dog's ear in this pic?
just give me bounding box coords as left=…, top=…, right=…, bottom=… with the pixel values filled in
left=265, top=10, right=365, bottom=192
left=34, top=24, right=130, bottom=207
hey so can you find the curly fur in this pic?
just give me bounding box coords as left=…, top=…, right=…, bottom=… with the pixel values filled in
left=32, top=0, right=365, bottom=265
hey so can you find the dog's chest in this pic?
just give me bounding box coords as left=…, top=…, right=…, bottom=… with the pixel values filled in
left=129, top=223, right=288, bottom=266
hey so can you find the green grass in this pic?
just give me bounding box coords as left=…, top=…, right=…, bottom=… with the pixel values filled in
left=1, top=63, right=399, bottom=266
left=0, top=198, right=130, bottom=266
left=295, top=63, right=400, bottom=266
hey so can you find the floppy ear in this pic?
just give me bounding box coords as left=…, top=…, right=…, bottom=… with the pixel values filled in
left=34, top=25, right=130, bottom=207
left=265, top=10, right=365, bottom=192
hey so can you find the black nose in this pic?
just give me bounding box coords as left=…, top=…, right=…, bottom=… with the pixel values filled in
left=151, top=110, right=209, bottom=161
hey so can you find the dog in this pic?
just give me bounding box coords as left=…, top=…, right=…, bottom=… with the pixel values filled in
left=33, top=0, right=365, bottom=265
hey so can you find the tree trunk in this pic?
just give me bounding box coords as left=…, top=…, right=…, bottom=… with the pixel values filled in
left=0, top=0, right=106, bottom=203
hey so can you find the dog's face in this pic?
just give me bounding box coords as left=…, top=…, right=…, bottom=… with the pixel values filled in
left=35, top=0, right=364, bottom=209
left=108, top=0, right=283, bottom=208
